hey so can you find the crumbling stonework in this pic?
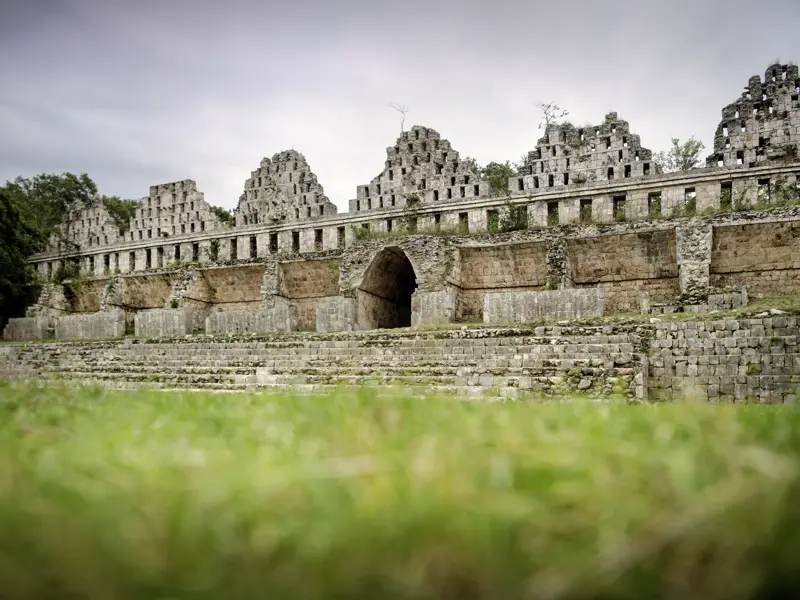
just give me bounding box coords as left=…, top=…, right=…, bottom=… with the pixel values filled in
left=127, top=180, right=224, bottom=246
left=349, top=126, right=488, bottom=214
left=235, top=150, right=337, bottom=226
left=47, top=201, right=124, bottom=259
left=516, top=112, right=660, bottom=193
left=707, top=63, right=800, bottom=168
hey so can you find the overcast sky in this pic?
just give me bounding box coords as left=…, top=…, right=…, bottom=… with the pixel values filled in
left=1, top=0, right=798, bottom=212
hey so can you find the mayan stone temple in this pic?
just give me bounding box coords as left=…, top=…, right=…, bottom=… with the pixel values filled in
left=2, top=63, right=800, bottom=402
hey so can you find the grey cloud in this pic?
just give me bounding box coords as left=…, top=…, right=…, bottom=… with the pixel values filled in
left=1, top=0, right=798, bottom=210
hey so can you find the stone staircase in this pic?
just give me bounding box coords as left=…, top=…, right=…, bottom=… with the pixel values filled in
left=0, top=326, right=646, bottom=399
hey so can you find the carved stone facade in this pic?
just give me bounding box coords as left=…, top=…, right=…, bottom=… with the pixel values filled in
left=235, top=150, right=337, bottom=227
left=707, top=63, right=800, bottom=168
left=18, top=63, right=800, bottom=338
left=349, top=125, right=488, bottom=214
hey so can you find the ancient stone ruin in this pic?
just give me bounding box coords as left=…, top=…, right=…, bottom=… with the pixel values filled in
left=2, top=63, right=800, bottom=401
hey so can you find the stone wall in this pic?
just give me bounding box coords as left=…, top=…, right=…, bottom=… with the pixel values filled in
left=55, top=309, right=125, bottom=340
left=649, top=317, right=799, bottom=403
left=3, top=316, right=51, bottom=341
left=483, top=288, right=605, bottom=323
left=710, top=221, right=800, bottom=295
left=126, top=179, right=224, bottom=244
left=454, top=242, right=547, bottom=321
left=566, top=230, right=679, bottom=312
left=411, top=289, right=457, bottom=326
left=195, top=264, right=268, bottom=311
left=134, top=307, right=194, bottom=338
left=315, top=297, right=357, bottom=333
left=279, top=258, right=340, bottom=328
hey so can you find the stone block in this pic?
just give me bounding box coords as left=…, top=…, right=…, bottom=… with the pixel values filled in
left=3, top=316, right=51, bottom=341
left=411, top=288, right=456, bottom=326
left=315, top=296, right=357, bottom=333
left=483, top=287, right=604, bottom=323
left=205, top=300, right=297, bottom=335
left=135, top=307, right=194, bottom=337
left=55, top=309, right=125, bottom=340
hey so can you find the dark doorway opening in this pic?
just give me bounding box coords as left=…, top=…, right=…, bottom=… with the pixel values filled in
left=357, top=247, right=417, bottom=329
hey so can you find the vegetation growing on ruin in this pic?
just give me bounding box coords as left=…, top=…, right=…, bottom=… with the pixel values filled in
left=0, top=173, right=99, bottom=325
left=0, top=381, right=798, bottom=599
left=481, top=161, right=518, bottom=197
left=210, top=205, right=235, bottom=226
left=653, top=137, right=706, bottom=173
left=101, top=195, right=140, bottom=233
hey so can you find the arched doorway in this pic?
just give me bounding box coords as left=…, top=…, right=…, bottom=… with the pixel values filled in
left=357, top=247, right=418, bottom=329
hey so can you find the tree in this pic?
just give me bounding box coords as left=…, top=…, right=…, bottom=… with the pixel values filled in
left=209, top=205, right=235, bottom=227
left=387, top=102, right=409, bottom=133
left=461, top=156, right=481, bottom=174
left=0, top=172, right=105, bottom=325
left=535, top=101, right=570, bottom=129
left=0, top=189, right=43, bottom=324
left=481, top=161, right=518, bottom=197
left=101, top=195, right=140, bottom=233
left=3, top=173, right=97, bottom=239
left=653, top=137, right=706, bottom=173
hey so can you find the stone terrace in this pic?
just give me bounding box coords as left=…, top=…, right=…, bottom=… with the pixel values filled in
left=1, top=316, right=798, bottom=403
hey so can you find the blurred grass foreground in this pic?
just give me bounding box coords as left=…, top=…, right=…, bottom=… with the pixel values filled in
left=0, top=381, right=799, bottom=599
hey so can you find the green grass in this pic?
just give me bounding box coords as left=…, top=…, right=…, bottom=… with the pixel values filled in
left=0, top=382, right=799, bottom=599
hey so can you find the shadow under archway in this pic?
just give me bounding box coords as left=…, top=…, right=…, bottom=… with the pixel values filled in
left=357, top=247, right=418, bottom=329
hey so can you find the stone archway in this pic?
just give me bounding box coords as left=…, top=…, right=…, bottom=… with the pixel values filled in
left=357, top=246, right=418, bottom=329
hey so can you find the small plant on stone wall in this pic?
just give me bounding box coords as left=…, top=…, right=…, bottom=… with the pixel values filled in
left=400, top=196, right=421, bottom=233
left=498, top=198, right=528, bottom=233
left=208, top=239, right=220, bottom=262
left=351, top=224, right=371, bottom=242
left=732, top=189, right=749, bottom=211
left=170, top=298, right=179, bottom=309
left=770, top=176, right=800, bottom=206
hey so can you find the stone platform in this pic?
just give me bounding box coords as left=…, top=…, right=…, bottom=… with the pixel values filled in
left=1, top=316, right=798, bottom=403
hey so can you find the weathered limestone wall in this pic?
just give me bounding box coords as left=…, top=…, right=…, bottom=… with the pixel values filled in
left=566, top=231, right=679, bottom=313
left=195, top=265, right=268, bottom=311
left=649, top=317, right=799, bottom=403
left=64, top=278, right=109, bottom=313
left=205, top=299, right=297, bottom=334
left=134, top=307, right=194, bottom=338
left=3, top=317, right=51, bottom=341
left=279, top=258, right=341, bottom=328
left=350, top=125, right=488, bottom=215
left=315, top=297, right=357, bottom=333
left=454, top=242, right=547, bottom=321
left=710, top=221, right=800, bottom=295
left=484, top=288, right=605, bottom=323
left=121, top=273, right=176, bottom=310
left=411, top=289, right=457, bottom=326
left=55, top=309, right=125, bottom=340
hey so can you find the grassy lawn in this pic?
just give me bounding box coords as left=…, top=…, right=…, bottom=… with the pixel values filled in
left=0, top=382, right=798, bottom=599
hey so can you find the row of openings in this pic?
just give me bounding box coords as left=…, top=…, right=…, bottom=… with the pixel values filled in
left=357, top=184, right=481, bottom=211
left=517, top=162, right=652, bottom=191
left=131, top=220, right=206, bottom=241
left=147, top=192, right=189, bottom=207
left=365, top=172, right=473, bottom=197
